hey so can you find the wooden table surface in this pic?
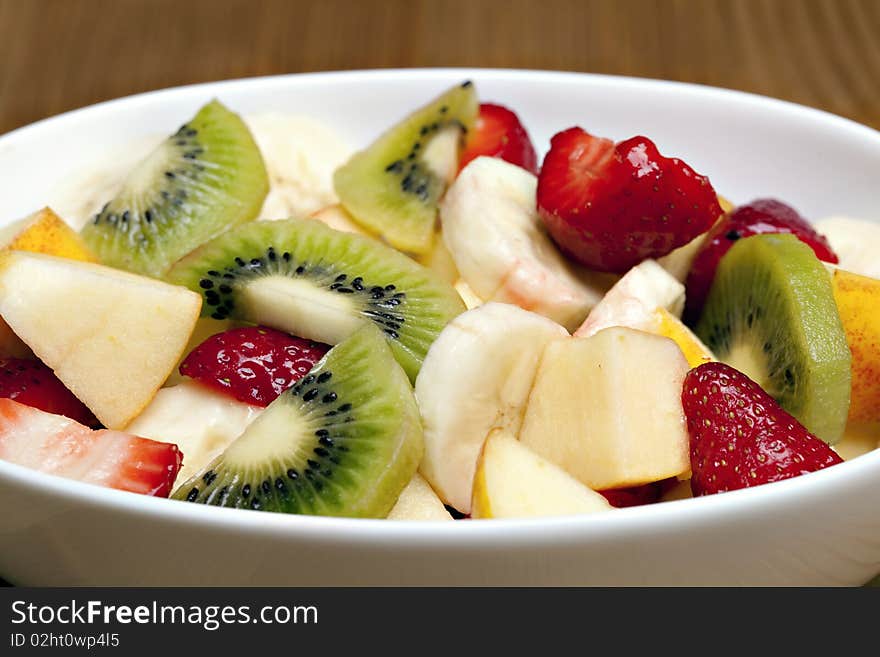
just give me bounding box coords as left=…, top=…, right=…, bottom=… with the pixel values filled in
left=1, top=0, right=879, bottom=135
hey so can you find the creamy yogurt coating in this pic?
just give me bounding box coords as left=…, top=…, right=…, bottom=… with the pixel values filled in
left=50, top=112, right=353, bottom=230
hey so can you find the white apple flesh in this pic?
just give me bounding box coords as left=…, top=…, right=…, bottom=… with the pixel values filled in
left=519, top=326, right=691, bottom=491
left=441, top=156, right=615, bottom=331
left=386, top=473, right=453, bottom=521
left=0, top=251, right=201, bottom=429
left=471, top=429, right=614, bottom=519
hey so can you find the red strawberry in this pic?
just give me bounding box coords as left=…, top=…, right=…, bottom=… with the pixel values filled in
left=0, top=398, right=182, bottom=496
left=599, top=477, right=678, bottom=508
left=536, top=127, right=722, bottom=273
left=684, top=199, right=839, bottom=323
left=179, top=326, right=330, bottom=407
left=0, top=358, right=99, bottom=427
left=683, top=362, right=843, bottom=496
left=459, top=103, right=538, bottom=174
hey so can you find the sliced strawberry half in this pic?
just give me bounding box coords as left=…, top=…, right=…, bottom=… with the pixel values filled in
left=0, top=358, right=99, bottom=427
left=459, top=103, right=539, bottom=174
left=684, top=199, right=839, bottom=323
left=179, top=326, right=330, bottom=407
left=683, top=362, right=843, bottom=496
left=537, top=127, right=722, bottom=273
left=0, top=398, right=182, bottom=496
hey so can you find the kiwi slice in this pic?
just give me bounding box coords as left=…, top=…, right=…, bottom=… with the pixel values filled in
left=172, top=324, right=423, bottom=517
left=166, top=218, right=465, bottom=382
left=696, top=233, right=851, bottom=443
left=333, top=81, right=479, bottom=255
left=81, top=100, right=269, bottom=278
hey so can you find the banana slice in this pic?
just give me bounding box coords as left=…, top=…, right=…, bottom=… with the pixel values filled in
left=813, top=216, right=880, bottom=280
left=415, top=302, right=568, bottom=513
left=471, top=428, right=613, bottom=519
left=415, top=229, right=460, bottom=285
left=440, top=156, right=617, bottom=332
left=249, top=112, right=353, bottom=220
left=575, top=259, right=685, bottom=337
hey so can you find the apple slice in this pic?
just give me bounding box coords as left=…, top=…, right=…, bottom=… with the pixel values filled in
left=829, top=268, right=880, bottom=423
left=519, top=327, right=691, bottom=491
left=0, top=207, right=96, bottom=263
left=387, top=473, right=454, bottom=521
left=0, top=207, right=97, bottom=359
left=471, top=429, right=613, bottom=519
left=0, top=251, right=201, bottom=429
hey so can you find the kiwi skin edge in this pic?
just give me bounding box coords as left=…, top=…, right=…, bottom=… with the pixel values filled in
left=81, top=99, right=269, bottom=278
left=695, top=233, right=851, bottom=444
left=333, top=81, right=479, bottom=255
left=172, top=323, right=424, bottom=518
left=166, top=218, right=466, bottom=383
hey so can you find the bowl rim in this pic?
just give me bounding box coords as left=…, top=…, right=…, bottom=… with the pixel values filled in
left=3, top=67, right=878, bottom=146
left=1, top=67, right=878, bottom=546
left=2, top=446, right=879, bottom=544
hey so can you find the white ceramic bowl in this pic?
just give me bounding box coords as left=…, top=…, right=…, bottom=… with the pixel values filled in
left=1, top=69, right=878, bottom=586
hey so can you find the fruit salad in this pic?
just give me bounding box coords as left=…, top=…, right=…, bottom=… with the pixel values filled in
left=0, top=81, right=878, bottom=522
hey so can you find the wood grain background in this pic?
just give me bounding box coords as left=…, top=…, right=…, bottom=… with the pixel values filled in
left=0, top=0, right=878, bottom=135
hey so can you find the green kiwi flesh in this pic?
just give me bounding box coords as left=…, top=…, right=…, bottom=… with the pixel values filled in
left=696, top=233, right=851, bottom=443
left=172, top=324, right=423, bottom=518
left=81, top=100, right=269, bottom=278
left=333, top=81, right=479, bottom=255
left=166, top=218, right=465, bottom=382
